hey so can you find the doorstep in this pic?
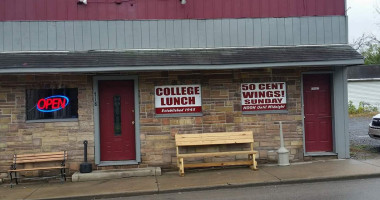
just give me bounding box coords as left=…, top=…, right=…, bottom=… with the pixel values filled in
left=71, top=167, right=161, bottom=182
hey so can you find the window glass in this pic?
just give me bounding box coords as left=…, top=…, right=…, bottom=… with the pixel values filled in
left=26, top=88, right=78, bottom=121
left=113, top=95, right=121, bottom=135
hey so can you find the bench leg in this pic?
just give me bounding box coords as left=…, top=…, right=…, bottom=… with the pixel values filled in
left=60, top=168, right=64, bottom=182
left=250, top=154, right=258, bottom=170
left=9, top=172, right=18, bottom=187
left=60, top=168, right=67, bottom=183
left=9, top=172, right=13, bottom=187
left=179, top=158, right=185, bottom=177
left=63, top=168, right=66, bottom=181
left=11, top=172, right=19, bottom=185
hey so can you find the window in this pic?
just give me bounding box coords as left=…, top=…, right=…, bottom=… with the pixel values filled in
left=113, top=95, right=122, bottom=135
left=26, top=88, right=78, bottom=121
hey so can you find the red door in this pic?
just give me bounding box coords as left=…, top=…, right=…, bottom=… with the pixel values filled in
left=99, top=80, right=136, bottom=161
left=303, top=74, right=333, bottom=152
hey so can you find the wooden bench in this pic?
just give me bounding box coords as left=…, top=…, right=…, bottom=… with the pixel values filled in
left=175, top=131, right=257, bottom=176
left=8, top=151, right=68, bottom=185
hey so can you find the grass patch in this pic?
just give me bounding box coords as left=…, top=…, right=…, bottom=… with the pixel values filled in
left=350, top=144, right=380, bottom=160
left=348, top=101, right=379, bottom=117
left=349, top=112, right=379, bottom=118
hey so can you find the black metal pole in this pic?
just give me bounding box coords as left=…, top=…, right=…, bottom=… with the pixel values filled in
left=83, top=140, right=88, bottom=163
left=80, top=140, right=92, bottom=173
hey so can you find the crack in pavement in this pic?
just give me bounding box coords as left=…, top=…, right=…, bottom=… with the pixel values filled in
left=23, top=183, right=45, bottom=200
left=154, top=168, right=160, bottom=194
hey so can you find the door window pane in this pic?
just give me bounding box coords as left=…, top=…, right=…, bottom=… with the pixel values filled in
left=114, top=95, right=121, bottom=136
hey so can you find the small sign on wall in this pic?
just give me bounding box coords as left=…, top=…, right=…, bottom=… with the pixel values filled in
left=155, top=85, right=202, bottom=115
left=241, top=82, right=287, bottom=112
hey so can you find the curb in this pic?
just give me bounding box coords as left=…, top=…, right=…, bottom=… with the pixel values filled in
left=42, top=173, right=380, bottom=200
left=71, top=167, right=161, bottom=182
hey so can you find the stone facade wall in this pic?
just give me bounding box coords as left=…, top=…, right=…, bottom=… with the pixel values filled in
left=0, top=67, right=321, bottom=177
left=0, top=74, right=94, bottom=177
left=139, top=68, right=305, bottom=168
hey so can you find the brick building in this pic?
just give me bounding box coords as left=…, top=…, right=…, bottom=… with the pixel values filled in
left=0, top=0, right=363, bottom=177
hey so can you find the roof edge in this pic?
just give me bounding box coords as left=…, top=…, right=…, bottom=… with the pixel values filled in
left=0, top=59, right=364, bottom=74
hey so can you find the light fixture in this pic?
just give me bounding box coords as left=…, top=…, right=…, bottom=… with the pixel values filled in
left=180, top=0, right=186, bottom=5
left=78, top=0, right=87, bottom=5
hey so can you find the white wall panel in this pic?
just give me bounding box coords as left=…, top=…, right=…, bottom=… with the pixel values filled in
left=0, top=16, right=348, bottom=52
left=21, top=22, right=30, bottom=51
left=0, top=22, right=3, bottom=51
left=38, top=22, right=48, bottom=50
left=198, top=20, right=207, bottom=48
left=348, top=81, right=380, bottom=110
left=245, top=19, right=254, bottom=46
left=12, top=22, right=22, bottom=51
left=47, top=22, right=57, bottom=51
left=4, top=22, right=12, bottom=51
left=29, top=22, right=39, bottom=50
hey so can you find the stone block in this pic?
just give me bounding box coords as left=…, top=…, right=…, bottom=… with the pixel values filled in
left=215, top=106, right=233, bottom=112
left=0, top=94, right=6, bottom=101
left=179, top=119, right=193, bottom=125
left=290, top=141, right=303, bottom=146
left=167, top=119, right=179, bottom=125
left=140, top=126, right=162, bottom=132
left=153, top=142, right=175, bottom=149
left=162, top=118, right=170, bottom=125
left=290, top=148, right=297, bottom=155
left=1, top=108, right=11, bottom=114
left=0, top=117, right=11, bottom=123
left=260, top=142, right=279, bottom=147
left=0, top=172, right=7, bottom=179
left=0, top=124, right=8, bottom=132
left=146, top=135, right=171, bottom=141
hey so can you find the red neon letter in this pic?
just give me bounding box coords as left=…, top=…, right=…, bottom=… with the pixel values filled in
left=37, top=99, right=45, bottom=109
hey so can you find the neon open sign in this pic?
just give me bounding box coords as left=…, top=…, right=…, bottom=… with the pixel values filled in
left=36, top=95, right=70, bottom=113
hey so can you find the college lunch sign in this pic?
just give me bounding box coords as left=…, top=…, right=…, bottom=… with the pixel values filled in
left=241, top=82, right=287, bottom=112
left=155, top=85, right=202, bottom=114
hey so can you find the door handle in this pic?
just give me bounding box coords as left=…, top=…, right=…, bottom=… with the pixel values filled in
left=132, top=121, right=135, bottom=125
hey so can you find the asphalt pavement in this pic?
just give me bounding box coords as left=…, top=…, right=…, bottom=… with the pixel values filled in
left=111, top=177, right=380, bottom=200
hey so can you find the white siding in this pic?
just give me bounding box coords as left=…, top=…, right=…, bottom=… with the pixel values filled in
left=0, top=16, right=348, bottom=52
left=348, top=81, right=380, bottom=110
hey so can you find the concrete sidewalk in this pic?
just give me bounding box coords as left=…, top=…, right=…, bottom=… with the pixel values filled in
left=2, top=159, right=380, bottom=200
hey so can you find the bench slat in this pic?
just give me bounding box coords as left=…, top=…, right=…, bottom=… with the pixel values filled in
left=15, top=151, right=65, bottom=158
left=175, top=131, right=253, bottom=146
left=178, top=150, right=257, bottom=158
left=184, top=160, right=253, bottom=168
left=176, top=136, right=253, bottom=142
left=16, top=154, right=66, bottom=159
left=16, top=158, right=66, bottom=164
left=175, top=131, right=252, bottom=139
left=176, top=134, right=253, bottom=140
left=9, top=166, right=66, bottom=172
left=177, top=139, right=254, bottom=146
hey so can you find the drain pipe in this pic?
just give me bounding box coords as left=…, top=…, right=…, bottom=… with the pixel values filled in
left=277, top=122, right=290, bottom=166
